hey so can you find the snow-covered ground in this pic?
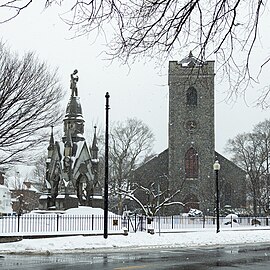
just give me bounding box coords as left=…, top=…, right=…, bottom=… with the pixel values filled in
left=1, top=227, right=270, bottom=254
left=1, top=207, right=270, bottom=254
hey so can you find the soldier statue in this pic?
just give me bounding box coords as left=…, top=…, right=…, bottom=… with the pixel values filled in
left=70, top=69, right=79, bottom=96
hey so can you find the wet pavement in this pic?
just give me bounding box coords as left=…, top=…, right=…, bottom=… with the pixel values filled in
left=1, top=243, right=270, bottom=269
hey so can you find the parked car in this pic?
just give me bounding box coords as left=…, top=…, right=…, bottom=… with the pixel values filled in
left=188, top=208, right=203, bottom=217
left=224, top=214, right=239, bottom=225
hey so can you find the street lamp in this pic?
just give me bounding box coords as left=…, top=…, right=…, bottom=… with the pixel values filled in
left=104, top=92, right=110, bottom=239
left=213, top=160, right=220, bottom=233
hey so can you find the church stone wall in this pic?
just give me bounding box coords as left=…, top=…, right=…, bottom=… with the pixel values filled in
left=215, top=152, right=246, bottom=209
left=168, top=60, right=215, bottom=211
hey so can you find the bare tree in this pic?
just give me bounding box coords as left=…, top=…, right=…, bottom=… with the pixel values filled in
left=0, top=42, right=64, bottom=165
left=32, top=152, right=47, bottom=190
left=119, top=183, right=185, bottom=217
left=109, top=118, right=155, bottom=214
left=2, top=1, right=269, bottom=101
left=41, top=1, right=268, bottom=100
left=226, top=119, right=270, bottom=215
left=5, top=167, right=27, bottom=190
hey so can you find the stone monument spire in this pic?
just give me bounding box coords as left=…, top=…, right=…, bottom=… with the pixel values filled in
left=63, top=69, right=85, bottom=143
left=91, top=125, right=99, bottom=160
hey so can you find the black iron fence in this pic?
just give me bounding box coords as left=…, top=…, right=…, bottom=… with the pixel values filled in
left=0, top=214, right=269, bottom=236
left=0, top=214, right=124, bottom=235
left=148, top=215, right=270, bottom=230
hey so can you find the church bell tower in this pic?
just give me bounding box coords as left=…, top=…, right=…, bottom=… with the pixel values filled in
left=168, top=52, right=215, bottom=210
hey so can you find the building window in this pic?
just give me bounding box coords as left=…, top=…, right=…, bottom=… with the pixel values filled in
left=186, top=87, right=197, bottom=106
left=185, top=148, right=198, bottom=178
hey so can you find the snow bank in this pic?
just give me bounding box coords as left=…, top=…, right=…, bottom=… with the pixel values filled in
left=25, top=206, right=118, bottom=217
left=64, top=206, right=118, bottom=216
left=1, top=228, right=270, bottom=254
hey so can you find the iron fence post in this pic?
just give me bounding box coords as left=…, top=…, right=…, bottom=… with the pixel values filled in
left=17, top=214, right=21, bottom=233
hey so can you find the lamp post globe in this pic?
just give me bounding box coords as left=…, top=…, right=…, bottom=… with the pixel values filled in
left=213, top=160, right=221, bottom=171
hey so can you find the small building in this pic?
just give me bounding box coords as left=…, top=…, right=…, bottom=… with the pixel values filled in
left=0, top=185, right=13, bottom=215
left=39, top=70, right=102, bottom=210
left=11, top=181, right=41, bottom=214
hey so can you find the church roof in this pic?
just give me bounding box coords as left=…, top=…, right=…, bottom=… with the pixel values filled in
left=178, top=51, right=204, bottom=67
left=58, top=141, right=81, bottom=168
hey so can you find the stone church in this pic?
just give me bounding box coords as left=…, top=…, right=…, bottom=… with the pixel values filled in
left=132, top=53, right=246, bottom=215
left=39, top=70, right=102, bottom=210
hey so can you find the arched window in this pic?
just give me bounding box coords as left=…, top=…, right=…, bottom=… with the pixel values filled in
left=186, top=87, right=197, bottom=106
left=185, top=148, right=198, bottom=178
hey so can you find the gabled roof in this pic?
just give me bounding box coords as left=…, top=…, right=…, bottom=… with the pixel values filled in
left=215, top=151, right=246, bottom=175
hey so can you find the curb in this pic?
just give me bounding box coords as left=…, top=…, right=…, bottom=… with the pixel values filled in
left=0, top=232, right=125, bottom=243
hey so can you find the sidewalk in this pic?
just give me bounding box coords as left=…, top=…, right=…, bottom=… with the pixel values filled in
left=1, top=225, right=269, bottom=243
left=1, top=227, right=270, bottom=255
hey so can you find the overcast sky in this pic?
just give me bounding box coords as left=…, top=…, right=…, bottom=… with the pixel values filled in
left=0, top=2, right=269, bottom=162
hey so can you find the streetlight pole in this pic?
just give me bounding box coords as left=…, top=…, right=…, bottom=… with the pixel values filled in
left=213, top=160, right=221, bottom=233
left=104, top=92, right=110, bottom=239
left=158, top=176, right=161, bottom=236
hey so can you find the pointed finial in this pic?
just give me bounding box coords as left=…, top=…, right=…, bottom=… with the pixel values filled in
left=91, top=125, right=99, bottom=156
left=92, top=126, right=98, bottom=145
left=49, top=125, right=54, bottom=145
left=189, top=51, right=193, bottom=58
left=47, top=125, right=55, bottom=157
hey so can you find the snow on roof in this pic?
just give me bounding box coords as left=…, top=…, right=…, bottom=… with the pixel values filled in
left=56, top=194, right=66, bottom=199
left=71, top=140, right=87, bottom=167
left=178, top=51, right=204, bottom=67
left=39, top=194, right=50, bottom=199
left=92, top=195, right=103, bottom=199
left=59, top=140, right=88, bottom=169
left=58, top=141, right=64, bottom=156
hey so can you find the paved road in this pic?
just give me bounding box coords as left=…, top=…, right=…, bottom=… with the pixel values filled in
left=1, top=244, right=270, bottom=269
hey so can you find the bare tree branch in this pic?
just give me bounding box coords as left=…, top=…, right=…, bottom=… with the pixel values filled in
left=119, top=183, right=185, bottom=217
left=226, top=119, right=270, bottom=215
left=0, top=0, right=33, bottom=23
left=0, top=42, right=64, bottom=165
left=40, top=0, right=268, bottom=103
left=109, top=118, right=155, bottom=214
left=1, top=1, right=269, bottom=102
